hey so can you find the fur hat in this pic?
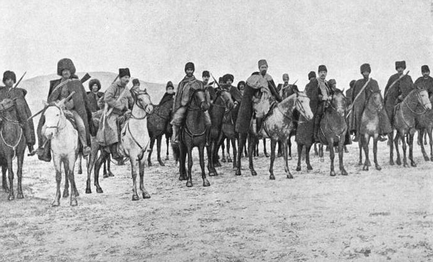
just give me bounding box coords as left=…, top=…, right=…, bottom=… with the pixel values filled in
left=421, top=65, right=430, bottom=73
left=328, top=79, right=336, bottom=87
left=258, top=59, right=268, bottom=68
left=395, top=61, right=406, bottom=70
left=223, top=74, right=234, bottom=83
left=282, top=73, right=289, bottom=80
left=88, top=79, right=101, bottom=91
left=185, top=62, right=195, bottom=72
left=132, top=78, right=140, bottom=86
left=237, top=81, right=246, bottom=90
left=166, top=81, right=174, bottom=89
left=2, top=71, right=16, bottom=83
left=360, top=63, right=371, bottom=74
left=308, top=71, right=316, bottom=80
left=318, top=65, right=327, bottom=73
left=119, top=68, right=131, bottom=78
left=202, top=70, right=210, bottom=77
left=57, top=58, right=76, bottom=76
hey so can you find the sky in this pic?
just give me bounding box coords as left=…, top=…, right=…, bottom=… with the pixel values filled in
left=1, top=0, right=432, bottom=89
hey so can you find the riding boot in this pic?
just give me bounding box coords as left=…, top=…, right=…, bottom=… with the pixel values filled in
left=171, top=125, right=180, bottom=145
left=256, top=117, right=263, bottom=139
left=110, top=143, right=123, bottom=161
left=37, top=141, right=51, bottom=162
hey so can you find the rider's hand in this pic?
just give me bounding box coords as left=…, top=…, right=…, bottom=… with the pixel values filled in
left=125, top=109, right=132, bottom=118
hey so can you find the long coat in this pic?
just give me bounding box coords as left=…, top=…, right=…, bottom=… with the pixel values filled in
left=414, top=76, right=433, bottom=97
left=295, top=80, right=317, bottom=145
left=384, top=73, right=413, bottom=124
left=87, top=91, right=104, bottom=112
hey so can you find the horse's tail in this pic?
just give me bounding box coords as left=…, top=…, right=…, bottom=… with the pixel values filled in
left=171, top=142, right=180, bottom=162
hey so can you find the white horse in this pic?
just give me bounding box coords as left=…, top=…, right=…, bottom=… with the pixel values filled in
left=43, top=97, right=79, bottom=206
left=121, top=90, right=153, bottom=201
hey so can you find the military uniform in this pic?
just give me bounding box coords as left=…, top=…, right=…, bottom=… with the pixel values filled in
left=414, top=65, right=433, bottom=97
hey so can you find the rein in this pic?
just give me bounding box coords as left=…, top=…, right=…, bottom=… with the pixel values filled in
left=0, top=105, right=24, bottom=158
left=403, top=92, right=429, bottom=115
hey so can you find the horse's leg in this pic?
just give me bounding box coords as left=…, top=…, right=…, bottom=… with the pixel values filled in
left=329, top=139, right=336, bottom=176
left=179, top=143, right=187, bottom=181
left=147, top=137, right=155, bottom=166
left=157, top=135, right=165, bottom=166
left=86, top=148, right=96, bottom=194
left=77, top=154, right=83, bottom=175
left=287, top=138, right=292, bottom=160
left=338, top=137, right=348, bottom=176
left=389, top=132, right=395, bottom=165
left=231, top=137, right=237, bottom=169
left=63, top=161, right=69, bottom=198
left=208, top=133, right=219, bottom=177
left=139, top=159, right=151, bottom=199
left=130, top=158, right=139, bottom=200
left=318, top=143, right=324, bottom=161
left=269, top=139, right=276, bottom=180
left=93, top=150, right=105, bottom=193
left=306, top=144, right=313, bottom=170
left=408, top=133, right=416, bottom=167
left=362, top=135, right=370, bottom=171
left=165, top=134, right=170, bottom=160
left=64, top=159, right=78, bottom=206
left=199, top=145, right=210, bottom=187
left=358, top=137, right=363, bottom=166
left=263, top=138, right=269, bottom=157
left=314, top=142, right=319, bottom=156
left=103, top=154, right=108, bottom=178
left=249, top=134, right=257, bottom=176
left=373, top=134, right=381, bottom=170
left=296, top=143, right=303, bottom=171
left=221, top=138, right=226, bottom=163
left=284, top=140, right=293, bottom=179
left=6, top=155, right=14, bottom=200
left=2, top=166, right=8, bottom=193
left=226, top=138, right=232, bottom=163
left=429, top=128, right=433, bottom=161
left=186, top=146, right=193, bottom=187
left=401, top=131, right=408, bottom=167
left=394, top=132, right=402, bottom=166
left=52, top=157, right=62, bottom=206
left=419, top=129, right=429, bottom=161
left=236, top=133, right=246, bottom=176
left=107, top=155, right=114, bottom=177
left=16, top=151, right=24, bottom=199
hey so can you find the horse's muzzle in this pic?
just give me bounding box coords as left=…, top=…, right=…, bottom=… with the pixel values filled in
left=146, top=105, right=154, bottom=114
left=427, top=102, right=432, bottom=110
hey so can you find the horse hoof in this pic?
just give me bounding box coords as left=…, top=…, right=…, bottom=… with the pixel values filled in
left=108, top=172, right=115, bottom=177
left=52, top=201, right=60, bottom=207
left=296, top=166, right=301, bottom=171
left=165, top=156, right=169, bottom=161
left=221, top=158, right=226, bottom=163
left=341, top=169, right=348, bottom=176
left=103, top=173, right=109, bottom=178
left=307, top=165, right=313, bottom=171
left=396, top=160, right=401, bottom=166
left=411, top=162, right=417, bottom=167
left=186, top=181, right=193, bottom=187
left=203, top=180, right=210, bottom=187
left=228, top=158, right=232, bottom=163
left=330, top=171, right=336, bottom=177
left=70, top=199, right=78, bottom=206
left=143, top=192, right=151, bottom=199
left=265, top=153, right=269, bottom=158
left=215, top=161, right=221, bottom=167
left=132, top=195, right=139, bottom=201
left=424, top=156, right=429, bottom=162
left=96, top=187, right=103, bottom=194
left=389, top=160, right=394, bottom=166
left=363, top=166, right=368, bottom=171
left=375, top=165, right=382, bottom=171
left=17, top=193, right=24, bottom=199
left=269, top=174, right=275, bottom=180
left=251, top=170, right=257, bottom=176
left=63, top=191, right=69, bottom=198
left=148, top=161, right=153, bottom=167
left=179, top=176, right=185, bottom=181
left=235, top=170, right=241, bottom=176
left=358, top=162, right=363, bottom=166
left=158, top=161, right=165, bottom=166
left=85, top=188, right=92, bottom=194
left=8, top=194, right=14, bottom=201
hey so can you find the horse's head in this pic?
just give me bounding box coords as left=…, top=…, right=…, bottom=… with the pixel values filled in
left=329, top=89, right=347, bottom=115
left=217, top=89, right=235, bottom=111
left=132, top=90, right=154, bottom=115
left=191, top=89, right=209, bottom=111
left=415, top=86, right=432, bottom=110
left=294, top=92, right=314, bottom=121
left=253, top=89, right=274, bottom=118
left=367, top=92, right=383, bottom=112
left=42, top=104, right=64, bottom=139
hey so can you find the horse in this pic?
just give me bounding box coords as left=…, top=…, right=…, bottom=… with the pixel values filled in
left=255, top=92, right=314, bottom=179
left=392, top=88, right=431, bottom=167
left=218, top=100, right=239, bottom=169
left=77, top=152, right=113, bottom=178
left=416, top=95, right=433, bottom=161
left=208, top=89, right=234, bottom=176
left=147, top=95, right=173, bottom=166
left=0, top=98, right=26, bottom=201
left=121, top=90, right=154, bottom=200
left=174, top=89, right=211, bottom=187
left=42, top=98, right=80, bottom=206
left=358, top=91, right=384, bottom=171
left=317, top=90, right=349, bottom=176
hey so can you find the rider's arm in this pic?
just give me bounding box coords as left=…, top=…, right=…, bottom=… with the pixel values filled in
left=104, top=85, right=125, bottom=110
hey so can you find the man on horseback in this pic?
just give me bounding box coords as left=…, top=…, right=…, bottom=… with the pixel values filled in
left=222, top=74, right=242, bottom=104
left=278, top=73, right=299, bottom=99
left=349, top=63, right=392, bottom=142
left=171, top=62, right=211, bottom=145
left=346, top=80, right=356, bottom=105
left=313, top=65, right=332, bottom=142
left=32, top=58, right=94, bottom=161
left=414, top=65, right=433, bottom=97
left=97, top=68, right=134, bottom=161
left=87, top=79, right=104, bottom=112
left=0, top=71, right=36, bottom=153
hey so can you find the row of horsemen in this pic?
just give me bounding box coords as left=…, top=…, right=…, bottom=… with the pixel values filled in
left=1, top=58, right=432, bottom=169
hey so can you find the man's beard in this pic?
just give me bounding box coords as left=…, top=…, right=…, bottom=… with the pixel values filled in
left=260, top=70, right=267, bottom=76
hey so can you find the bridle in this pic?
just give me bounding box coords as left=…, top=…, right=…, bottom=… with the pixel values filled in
left=188, top=89, right=207, bottom=111
left=131, top=91, right=151, bottom=120
left=403, top=90, right=431, bottom=115
left=327, top=91, right=346, bottom=116
left=44, top=105, right=66, bottom=131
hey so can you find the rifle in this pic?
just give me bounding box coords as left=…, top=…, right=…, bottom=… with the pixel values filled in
left=13, top=72, right=26, bottom=89
left=384, top=70, right=410, bottom=99
left=48, top=72, right=91, bottom=99
left=80, top=73, right=91, bottom=83
left=27, top=91, right=76, bottom=121
left=346, top=78, right=371, bottom=118
left=210, top=74, right=222, bottom=89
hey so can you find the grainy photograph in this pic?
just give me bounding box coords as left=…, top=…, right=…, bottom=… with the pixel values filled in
left=1, top=0, right=433, bottom=261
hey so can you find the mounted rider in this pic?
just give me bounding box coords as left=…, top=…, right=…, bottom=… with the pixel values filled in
left=313, top=65, right=333, bottom=142
left=202, top=70, right=217, bottom=102
left=305, top=71, right=319, bottom=115
left=278, top=73, right=299, bottom=99
left=0, top=71, right=36, bottom=153
left=96, top=68, right=134, bottom=161
left=384, top=61, right=414, bottom=125
left=221, top=73, right=242, bottom=105
left=414, top=65, right=433, bottom=97
left=170, top=62, right=211, bottom=145
left=346, top=80, right=356, bottom=105
left=349, top=63, right=392, bottom=142
left=32, top=58, right=95, bottom=161
left=86, top=79, right=104, bottom=112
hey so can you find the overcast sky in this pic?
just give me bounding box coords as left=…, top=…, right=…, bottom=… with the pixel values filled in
left=1, top=0, right=432, bottom=89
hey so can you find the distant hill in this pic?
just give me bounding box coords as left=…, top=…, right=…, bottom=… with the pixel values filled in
left=19, top=72, right=168, bottom=119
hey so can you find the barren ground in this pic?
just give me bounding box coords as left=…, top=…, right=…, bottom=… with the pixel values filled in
left=1, top=140, right=433, bottom=261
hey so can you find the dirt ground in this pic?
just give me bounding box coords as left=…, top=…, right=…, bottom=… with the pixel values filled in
left=1, top=140, right=433, bottom=261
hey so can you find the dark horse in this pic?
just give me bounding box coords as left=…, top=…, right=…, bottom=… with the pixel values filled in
left=358, top=92, right=384, bottom=171
left=417, top=95, right=433, bottom=161
left=174, top=89, right=211, bottom=187
left=147, top=95, right=173, bottom=166
left=392, top=88, right=431, bottom=167
left=0, top=98, right=26, bottom=200
left=218, top=100, right=239, bottom=169
left=317, top=90, right=349, bottom=176
left=208, top=89, right=234, bottom=176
